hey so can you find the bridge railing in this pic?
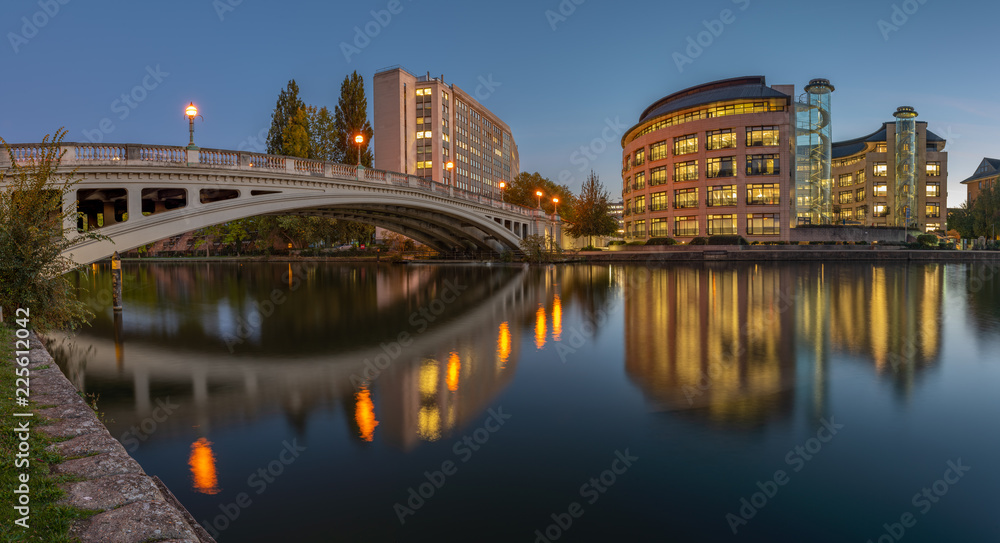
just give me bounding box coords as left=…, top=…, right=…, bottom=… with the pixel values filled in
left=1, top=142, right=548, bottom=219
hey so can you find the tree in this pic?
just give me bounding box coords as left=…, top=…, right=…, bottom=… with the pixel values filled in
left=266, top=80, right=307, bottom=156
left=0, top=129, right=107, bottom=331
left=308, top=105, right=337, bottom=162
left=333, top=71, right=374, bottom=166
left=947, top=204, right=975, bottom=239
left=507, top=172, right=575, bottom=218
left=970, top=182, right=1000, bottom=239
left=281, top=107, right=311, bottom=159
left=565, top=171, right=618, bottom=246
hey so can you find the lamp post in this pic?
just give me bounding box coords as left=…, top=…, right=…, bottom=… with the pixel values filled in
left=446, top=161, right=454, bottom=185
left=536, top=190, right=543, bottom=209
left=499, top=181, right=506, bottom=203
left=354, top=134, right=364, bottom=166
left=552, top=197, right=559, bottom=216
left=185, top=102, right=203, bottom=150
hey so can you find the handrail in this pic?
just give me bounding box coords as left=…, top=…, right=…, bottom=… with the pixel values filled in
left=0, top=142, right=542, bottom=217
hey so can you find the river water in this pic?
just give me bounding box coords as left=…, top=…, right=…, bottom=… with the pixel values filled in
left=50, top=261, right=1000, bottom=542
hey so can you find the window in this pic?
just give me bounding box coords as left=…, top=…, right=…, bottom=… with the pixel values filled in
left=873, top=204, right=888, bottom=217
left=674, top=188, right=698, bottom=209
left=706, top=129, right=736, bottom=150
left=707, top=156, right=736, bottom=178
left=707, top=185, right=737, bottom=207
left=875, top=143, right=887, bottom=153
left=746, top=126, right=780, bottom=147
left=633, top=171, right=645, bottom=191
left=856, top=205, right=867, bottom=221
left=874, top=182, right=887, bottom=197
left=634, top=148, right=645, bottom=167
left=926, top=162, right=941, bottom=176
left=634, top=219, right=646, bottom=237
left=651, top=218, right=669, bottom=237
left=926, top=182, right=940, bottom=198
left=674, top=160, right=698, bottom=182
left=634, top=195, right=645, bottom=213
left=839, top=191, right=853, bottom=204
left=839, top=174, right=853, bottom=187
left=746, top=154, right=780, bottom=175
left=874, top=163, right=888, bottom=176
left=708, top=214, right=737, bottom=235
left=857, top=170, right=866, bottom=185
left=840, top=208, right=854, bottom=221
left=675, top=216, right=699, bottom=237
left=650, top=191, right=668, bottom=211
left=673, top=134, right=698, bottom=155
left=416, top=160, right=433, bottom=169
left=650, top=166, right=667, bottom=186
left=746, top=183, right=780, bottom=205
left=623, top=176, right=630, bottom=194
left=747, top=213, right=779, bottom=235
left=856, top=188, right=866, bottom=202
left=650, top=140, right=668, bottom=161
left=926, top=202, right=940, bottom=218
left=925, top=223, right=941, bottom=233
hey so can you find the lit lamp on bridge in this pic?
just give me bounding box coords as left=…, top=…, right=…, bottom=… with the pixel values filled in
left=185, top=102, right=203, bottom=150
left=354, top=134, right=364, bottom=166
left=499, top=181, right=506, bottom=202
left=552, top=197, right=559, bottom=215
left=536, top=190, right=543, bottom=209
left=445, top=161, right=454, bottom=184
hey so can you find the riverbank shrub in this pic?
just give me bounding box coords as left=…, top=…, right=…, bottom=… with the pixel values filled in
left=645, top=237, right=677, bottom=246
left=689, top=237, right=708, bottom=245
left=707, top=235, right=748, bottom=245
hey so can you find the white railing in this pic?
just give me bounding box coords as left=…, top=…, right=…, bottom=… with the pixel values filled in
left=0, top=142, right=546, bottom=218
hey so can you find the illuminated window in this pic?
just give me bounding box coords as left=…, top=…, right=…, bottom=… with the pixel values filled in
left=707, top=185, right=737, bottom=207
left=634, top=219, right=646, bottom=237
left=634, top=148, right=645, bottom=167
left=840, top=208, right=854, bottom=221
left=706, top=129, right=736, bottom=150
left=673, top=134, right=698, bottom=155
left=839, top=174, right=853, bottom=187
left=873, top=204, right=888, bottom=217
left=746, top=154, right=780, bottom=175
left=856, top=206, right=867, bottom=221
left=839, top=191, right=853, bottom=204
left=856, top=188, right=866, bottom=202
left=674, top=160, right=698, bottom=182
left=926, top=182, right=940, bottom=198
left=857, top=170, right=866, bottom=184
left=874, top=182, right=887, bottom=196
left=650, top=140, right=668, bottom=161
left=746, top=126, right=780, bottom=147
left=925, top=202, right=940, bottom=218
left=650, top=191, right=668, bottom=211
left=423, top=131, right=433, bottom=138
left=925, top=223, right=941, bottom=232
left=746, top=183, right=780, bottom=205
left=707, top=214, right=737, bottom=235
left=747, top=213, right=779, bottom=235
left=707, top=156, right=736, bottom=178
left=875, top=143, right=887, bottom=153
left=623, top=176, right=630, bottom=194
left=416, top=132, right=424, bottom=139
left=651, top=218, right=669, bottom=237
left=650, top=166, right=667, bottom=186
left=675, top=216, right=699, bottom=237
left=873, top=163, right=888, bottom=176
left=674, top=188, right=698, bottom=209
left=634, top=195, right=645, bottom=213
left=633, top=171, right=645, bottom=190
left=926, top=162, right=941, bottom=176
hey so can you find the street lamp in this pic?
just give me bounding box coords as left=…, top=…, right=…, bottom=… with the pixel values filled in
left=185, top=102, right=203, bottom=150
left=499, top=181, right=506, bottom=202
left=354, top=134, right=364, bottom=166
left=552, top=197, right=559, bottom=215
left=446, top=161, right=454, bottom=185
left=536, top=190, right=543, bottom=209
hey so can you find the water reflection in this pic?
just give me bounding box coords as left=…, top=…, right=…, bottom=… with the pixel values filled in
left=188, top=437, right=220, bottom=495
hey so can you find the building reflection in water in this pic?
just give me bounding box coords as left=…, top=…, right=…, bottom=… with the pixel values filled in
left=189, top=437, right=220, bottom=495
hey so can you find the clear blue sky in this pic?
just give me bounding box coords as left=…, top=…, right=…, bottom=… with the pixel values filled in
left=2, top=0, right=996, bottom=207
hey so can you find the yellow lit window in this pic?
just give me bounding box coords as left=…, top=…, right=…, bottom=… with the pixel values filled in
left=416, top=132, right=424, bottom=139
left=424, top=131, right=433, bottom=138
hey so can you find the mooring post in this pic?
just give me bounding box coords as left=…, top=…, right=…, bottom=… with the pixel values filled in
left=112, top=251, right=123, bottom=312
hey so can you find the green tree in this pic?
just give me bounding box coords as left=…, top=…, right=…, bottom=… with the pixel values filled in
left=282, top=107, right=311, bottom=159
left=947, top=204, right=975, bottom=239
left=507, top=172, right=575, bottom=218
left=334, top=71, right=374, bottom=166
left=266, top=80, right=307, bottom=156
left=308, top=105, right=338, bottom=162
left=0, top=129, right=107, bottom=331
left=971, top=182, right=1000, bottom=239
left=565, top=171, right=618, bottom=246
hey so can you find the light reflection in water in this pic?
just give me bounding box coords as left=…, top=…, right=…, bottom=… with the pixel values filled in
left=552, top=294, right=562, bottom=341
left=189, top=437, right=220, bottom=495
left=446, top=351, right=461, bottom=392
left=355, top=386, right=379, bottom=442
left=497, top=322, right=511, bottom=368
left=535, top=304, right=546, bottom=349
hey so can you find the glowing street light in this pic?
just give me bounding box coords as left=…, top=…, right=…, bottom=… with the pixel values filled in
left=536, top=190, right=543, bottom=209
left=184, top=102, right=203, bottom=150
left=354, top=134, right=364, bottom=166
left=446, top=160, right=454, bottom=184
left=499, top=181, right=506, bottom=203
left=552, top=197, right=559, bottom=215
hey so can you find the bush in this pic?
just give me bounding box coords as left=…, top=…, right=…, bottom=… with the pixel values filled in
left=916, top=233, right=939, bottom=247
left=707, top=235, right=748, bottom=245
left=689, top=237, right=708, bottom=245
left=580, top=245, right=600, bottom=251
left=607, top=240, right=626, bottom=246
left=626, top=240, right=645, bottom=246
left=645, top=237, right=677, bottom=246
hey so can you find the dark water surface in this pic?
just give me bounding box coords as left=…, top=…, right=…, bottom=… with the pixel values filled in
left=50, top=261, right=1000, bottom=542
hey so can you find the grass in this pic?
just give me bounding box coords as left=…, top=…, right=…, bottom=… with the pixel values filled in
left=0, top=325, right=96, bottom=542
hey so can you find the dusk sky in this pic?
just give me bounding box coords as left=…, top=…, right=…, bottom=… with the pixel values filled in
left=3, top=0, right=996, bottom=207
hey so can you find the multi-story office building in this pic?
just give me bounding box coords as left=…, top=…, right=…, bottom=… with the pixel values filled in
left=373, top=67, right=519, bottom=197
left=960, top=158, right=1000, bottom=205
left=620, top=76, right=949, bottom=242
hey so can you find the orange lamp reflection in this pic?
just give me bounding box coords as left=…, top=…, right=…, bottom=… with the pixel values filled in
left=189, top=438, right=220, bottom=495
left=535, top=304, right=546, bottom=349
left=446, top=352, right=461, bottom=392
left=497, top=322, right=511, bottom=367
left=552, top=294, right=562, bottom=341
left=355, top=386, right=379, bottom=442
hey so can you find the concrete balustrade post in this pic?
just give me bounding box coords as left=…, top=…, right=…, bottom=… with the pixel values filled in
left=185, top=148, right=200, bottom=166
